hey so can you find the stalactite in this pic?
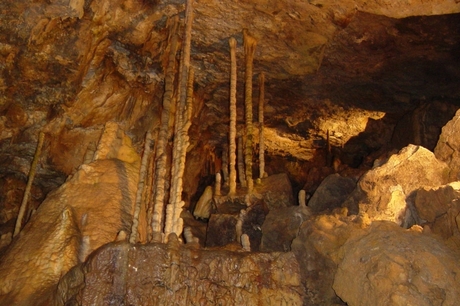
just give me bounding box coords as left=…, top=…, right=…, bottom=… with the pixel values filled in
left=145, top=144, right=156, bottom=241
left=13, top=131, right=45, bottom=237
left=129, top=131, right=153, bottom=244
left=228, top=37, right=237, bottom=195
left=243, top=29, right=257, bottom=193
left=167, top=69, right=194, bottom=240
left=258, top=72, right=266, bottom=179
left=237, top=135, right=247, bottom=187
left=151, top=31, right=179, bottom=243
left=326, top=129, right=332, bottom=167
left=165, top=0, right=194, bottom=242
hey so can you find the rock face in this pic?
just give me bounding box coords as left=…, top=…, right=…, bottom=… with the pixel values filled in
left=307, top=173, right=356, bottom=213
left=56, top=240, right=304, bottom=306
left=435, top=108, right=460, bottom=181
left=260, top=205, right=311, bottom=252
left=414, top=182, right=460, bottom=241
left=0, top=123, right=140, bottom=306
left=344, top=144, right=450, bottom=225
left=291, top=210, right=367, bottom=306
left=333, top=221, right=460, bottom=306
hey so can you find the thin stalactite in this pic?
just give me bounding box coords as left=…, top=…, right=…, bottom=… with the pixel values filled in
left=243, top=29, right=257, bottom=193
left=228, top=37, right=238, bottom=195
left=258, top=72, right=266, bottom=179
left=129, top=131, right=153, bottom=244
left=166, top=0, right=194, bottom=241
left=150, top=31, right=179, bottom=243
left=13, top=131, right=45, bottom=237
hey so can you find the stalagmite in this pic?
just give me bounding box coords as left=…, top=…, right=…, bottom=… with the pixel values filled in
left=166, top=0, right=194, bottom=242
left=151, top=30, right=179, bottom=243
left=258, top=72, right=266, bottom=179
left=243, top=29, right=257, bottom=193
left=130, top=131, right=153, bottom=244
left=235, top=208, right=247, bottom=243
left=193, top=185, right=213, bottom=220
left=298, top=190, right=306, bottom=207
left=238, top=135, right=247, bottom=187
left=214, top=172, right=222, bottom=197
left=13, top=131, right=45, bottom=237
left=241, top=234, right=251, bottom=252
left=228, top=37, right=238, bottom=195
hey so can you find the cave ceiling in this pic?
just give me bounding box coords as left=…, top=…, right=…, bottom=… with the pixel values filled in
left=1, top=0, right=460, bottom=198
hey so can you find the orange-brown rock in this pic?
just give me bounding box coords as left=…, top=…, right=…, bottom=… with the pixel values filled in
left=0, top=123, right=140, bottom=306
left=56, top=241, right=304, bottom=305
left=333, top=221, right=460, bottom=306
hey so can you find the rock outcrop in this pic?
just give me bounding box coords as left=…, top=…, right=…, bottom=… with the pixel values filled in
left=56, top=240, right=304, bottom=305
left=0, top=123, right=140, bottom=305
left=344, top=144, right=450, bottom=225
left=435, top=108, right=460, bottom=181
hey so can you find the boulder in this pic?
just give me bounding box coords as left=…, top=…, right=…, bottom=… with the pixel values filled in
left=308, top=173, right=356, bottom=213
left=414, top=182, right=460, bottom=240
left=291, top=209, right=368, bottom=305
left=260, top=205, right=311, bottom=252
left=256, top=173, right=296, bottom=209
left=344, top=144, right=450, bottom=225
left=435, top=108, right=460, bottom=181
left=333, top=221, right=460, bottom=306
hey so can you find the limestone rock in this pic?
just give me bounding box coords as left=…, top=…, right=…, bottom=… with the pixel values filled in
left=256, top=173, right=296, bottom=210
left=260, top=205, right=311, bottom=252
left=333, top=221, right=460, bottom=306
left=57, top=242, right=304, bottom=305
left=291, top=210, right=365, bottom=305
left=205, top=213, right=238, bottom=248
left=0, top=125, right=140, bottom=306
left=344, top=144, right=450, bottom=225
left=308, top=173, right=356, bottom=213
left=414, top=182, right=460, bottom=240
left=435, top=108, right=460, bottom=181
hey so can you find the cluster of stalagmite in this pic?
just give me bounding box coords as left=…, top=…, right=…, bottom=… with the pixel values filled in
left=130, top=0, right=195, bottom=244
left=225, top=30, right=266, bottom=196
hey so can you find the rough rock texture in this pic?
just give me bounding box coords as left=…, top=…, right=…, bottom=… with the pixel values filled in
left=57, top=241, right=304, bottom=306
left=255, top=173, right=296, bottom=210
left=414, top=182, right=460, bottom=242
left=291, top=209, right=368, bottom=306
left=344, top=144, right=450, bottom=225
left=206, top=173, right=293, bottom=249
left=2, top=1, right=460, bottom=224
left=260, top=205, right=311, bottom=253
left=0, top=123, right=139, bottom=306
left=333, top=221, right=460, bottom=306
left=205, top=213, right=238, bottom=248
left=435, top=108, right=460, bottom=181
left=307, top=173, right=356, bottom=213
